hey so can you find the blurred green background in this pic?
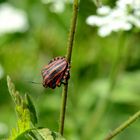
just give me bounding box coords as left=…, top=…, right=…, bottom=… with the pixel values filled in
left=0, top=0, right=140, bottom=140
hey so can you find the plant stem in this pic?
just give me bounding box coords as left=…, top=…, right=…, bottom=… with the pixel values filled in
left=66, top=0, right=79, bottom=63
left=59, top=0, right=79, bottom=135
left=82, top=33, right=126, bottom=139
left=104, top=110, right=140, bottom=140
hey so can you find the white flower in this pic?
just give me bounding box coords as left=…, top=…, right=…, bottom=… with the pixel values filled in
left=134, top=10, right=140, bottom=17
left=97, top=18, right=132, bottom=37
left=86, top=16, right=104, bottom=26
left=86, top=0, right=140, bottom=37
left=41, top=0, right=73, bottom=13
left=133, top=0, right=140, bottom=9
left=98, top=25, right=112, bottom=37
left=128, top=15, right=140, bottom=27
left=97, top=6, right=111, bottom=15
left=50, top=1, right=65, bottom=13
left=0, top=3, right=29, bottom=36
left=117, top=0, right=140, bottom=10
left=116, top=0, right=133, bottom=10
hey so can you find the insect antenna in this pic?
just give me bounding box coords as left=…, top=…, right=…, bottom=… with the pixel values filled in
left=27, top=81, right=42, bottom=84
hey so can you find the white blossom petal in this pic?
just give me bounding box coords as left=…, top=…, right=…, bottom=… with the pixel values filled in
left=86, top=16, right=103, bottom=26
left=133, top=0, right=140, bottom=10
left=109, top=19, right=132, bottom=31
left=134, top=10, right=140, bottom=17
left=98, top=25, right=112, bottom=37
left=128, top=15, right=140, bottom=27
left=97, top=6, right=111, bottom=15
left=0, top=3, right=28, bottom=36
left=50, top=1, right=65, bottom=13
left=108, top=8, right=126, bottom=19
left=117, top=0, right=133, bottom=9
left=41, top=0, right=73, bottom=13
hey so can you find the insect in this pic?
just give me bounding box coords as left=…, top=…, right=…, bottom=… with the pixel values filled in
left=41, top=56, right=70, bottom=89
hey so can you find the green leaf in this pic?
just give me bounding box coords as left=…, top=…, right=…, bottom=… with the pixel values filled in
left=15, top=129, right=44, bottom=140
left=25, top=94, right=38, bottom=125
left=15, top=128, right=66, bottom=140
left=7, top=76, right=32, bottom=139
left=7, top=75, right=22, bottom=106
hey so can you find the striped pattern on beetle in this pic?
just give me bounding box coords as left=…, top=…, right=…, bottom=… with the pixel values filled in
left=41, top=57, right=70, bottom=89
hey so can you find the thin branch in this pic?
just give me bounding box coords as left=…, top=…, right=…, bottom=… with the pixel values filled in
left=66, top=0, right=79, bottom=63
left=104, top=110, right=140, bottom=140
left=59, top=0, right=79, bottom=135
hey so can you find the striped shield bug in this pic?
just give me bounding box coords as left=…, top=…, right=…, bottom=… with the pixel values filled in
left=41, top=56, right=70, bottom=89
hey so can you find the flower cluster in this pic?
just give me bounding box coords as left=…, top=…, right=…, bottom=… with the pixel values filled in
left=0, top=3, right=28, bottom=36
left=86, top=0, right=140, bottom=37
left=41, top=0, right=73, bottom=13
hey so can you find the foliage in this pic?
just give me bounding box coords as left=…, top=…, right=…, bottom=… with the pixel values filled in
left=7, top=76, right=65, bottom=140
left=7, top=75, right=32, bottom=139
left=16, top=128, right=65, bottom=140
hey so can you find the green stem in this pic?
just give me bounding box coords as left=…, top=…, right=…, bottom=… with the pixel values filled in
left=109, top=33, right=125, bottom=92
left=82, top=33, right=126, bottom=139
left=59, top=0, right=79, bottom=135
left=66, top=0, right=79, bottom=63
left=104, top=110, right=140, bottom=140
